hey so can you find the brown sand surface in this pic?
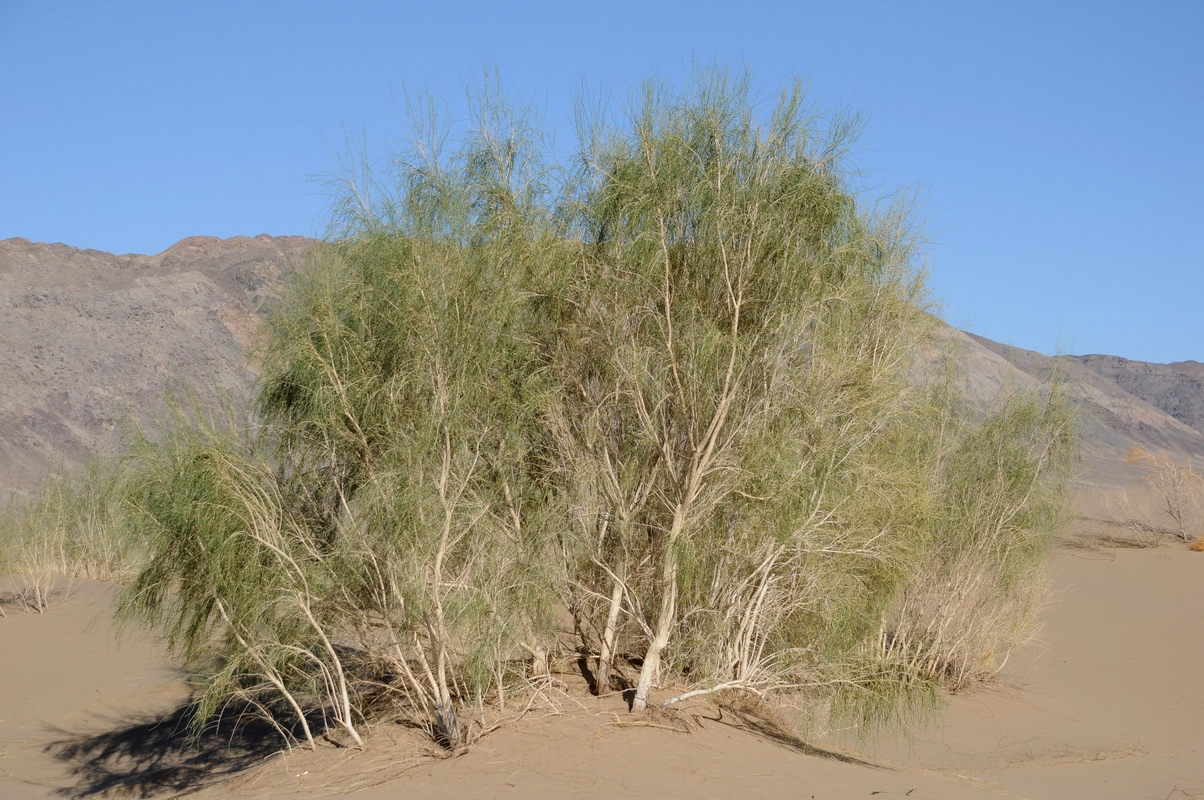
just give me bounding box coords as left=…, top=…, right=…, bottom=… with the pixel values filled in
left=2, top=497, right=1201, bottom=799
left=865, top=542, right=1203, bottom=799
left=0, top=580, right=188, bottom=798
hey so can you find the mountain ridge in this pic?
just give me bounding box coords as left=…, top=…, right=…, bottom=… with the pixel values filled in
left=0, top=234, right=313, bottom=504
left=2, top=235, right=1199, bottom=502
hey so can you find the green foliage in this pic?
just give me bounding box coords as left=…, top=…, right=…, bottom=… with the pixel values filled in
left=21, top=66, right=1076, bottom=749
left=545, top=70, right=1075, bottom=731
left=119, top=87, right=566, bottom=749
left=549, top=69, right=941, bottom=715
left=119, top=421, right=348, bottom=743
left=0, top=460, right=141, bottom=611
left=864, top=373, right=1077, bottom=720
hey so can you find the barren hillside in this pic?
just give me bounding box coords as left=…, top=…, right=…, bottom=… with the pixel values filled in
left=1073, top=353, right=1204, bottom=435
left=0, top=235, right=314, bottom=505
left=966, top=333, right=1204, bottom=482
left=2, top=235, right=1200, bottom=502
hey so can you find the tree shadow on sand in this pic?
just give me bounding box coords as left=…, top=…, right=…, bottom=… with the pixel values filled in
left=710, top=699, right=881, bottom=768
left=44, top=700, right=303, bottom=798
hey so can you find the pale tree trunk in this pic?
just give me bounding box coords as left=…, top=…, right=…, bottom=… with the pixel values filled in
left=434, top=675, right=459, bottom=745
left=629, top=217, right=742, bottom=713
left=631, top=501, right=690, bottom=712
left=427, top=425, right=464, bottom=746
left=628, top=398, right=727, bottom=712
left=631, top=557, right=678, bottom=712
left=596, top=571, right=625, bottom=691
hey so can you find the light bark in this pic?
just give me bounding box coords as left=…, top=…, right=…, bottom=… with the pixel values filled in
left=596, top=572, right=625, bottom=691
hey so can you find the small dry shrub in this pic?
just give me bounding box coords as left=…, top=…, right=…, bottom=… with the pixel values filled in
left=1191, top=536, right=1204, bottom=552
left=881, top=554, right=1045, bottom=690
left=0, top=463, right=139, bottom=612
left=1084, top=492, right=1166, bottom=548
left=1125, top=448, right=1204, bottom=542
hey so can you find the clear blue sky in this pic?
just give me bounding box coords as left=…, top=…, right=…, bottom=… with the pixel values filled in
left=2, top=1, right=1200, bottom=363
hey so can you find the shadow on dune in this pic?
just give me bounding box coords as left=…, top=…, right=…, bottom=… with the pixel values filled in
left=44, top=701, right=299, bottom=798
left=712, top=702, right=881, bottom=768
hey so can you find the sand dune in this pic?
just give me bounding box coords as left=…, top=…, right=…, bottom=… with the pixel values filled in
left=2, top=490, right=1199, bottom=799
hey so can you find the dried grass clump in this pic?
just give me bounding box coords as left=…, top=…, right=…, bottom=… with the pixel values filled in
left=1191, top=536, right=1204, bottom=552
left=0, top=462, right=140, bottom=612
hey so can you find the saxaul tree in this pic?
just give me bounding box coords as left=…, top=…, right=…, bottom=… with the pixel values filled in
left=121, top=85, right=566, bottom=749
left=114, top=68, right=1074, bottom=750
left=550, top=71, right=935, bottom=712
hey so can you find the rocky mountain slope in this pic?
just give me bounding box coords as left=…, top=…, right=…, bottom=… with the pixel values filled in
left=1, top=234, right=1199, bottom=503
left=1072, top=353, right=1204, bottom=436
left=0, top=235, right=314, bottom=505
left=965, top=333, right=1204, bottom=482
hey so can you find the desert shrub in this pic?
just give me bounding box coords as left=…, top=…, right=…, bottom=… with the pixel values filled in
left=1125, top=448, right=1204, bottom=542
left=0, top=461, right=140, bottom=612
left=119, top=87, right=563, bottom=750
left=548, top=72, right=932, bottom=715
left=547, top=70, right=1075, bottom=731
left=875, top=380, right=1075, bottom=690
left=112, top=67, right=1075, bottom=749
left=120, top=420, right=362, bottom=748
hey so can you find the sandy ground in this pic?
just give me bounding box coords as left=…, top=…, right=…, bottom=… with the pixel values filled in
left=2, top=491, right=1201, bottom=799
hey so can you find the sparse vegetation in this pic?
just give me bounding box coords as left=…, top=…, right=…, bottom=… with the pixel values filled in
left=0, top=461, right=140, bottom=612
left=3, top=68, right=1077, bottom=751
left=1125, top=448, right=1204, bottom=543
left=874, top=381, right=1074, bottom=694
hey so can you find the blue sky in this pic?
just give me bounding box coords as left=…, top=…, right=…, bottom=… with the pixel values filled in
left=1, top=1, right=1200, bottom=362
